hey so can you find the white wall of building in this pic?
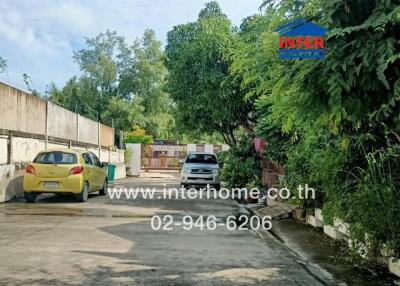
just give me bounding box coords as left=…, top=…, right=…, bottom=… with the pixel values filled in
left=204, top=144, right=214, bottom=154
left=187, top=144, right=196, bottom=153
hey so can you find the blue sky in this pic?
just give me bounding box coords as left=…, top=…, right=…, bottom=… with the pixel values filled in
left=0, top=0, right=262, bottom=94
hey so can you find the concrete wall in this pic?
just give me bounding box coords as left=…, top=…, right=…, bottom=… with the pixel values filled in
left=204, top=144, right=214, bottom=154
left=47, top=142, right=69, bottom=149
left=100, top=124, right=114, bottom=147
left=86, top=148, right=124, bottom=164
left=187, top=144, right=196, bottom=153
left=110, top=150, right=124, bottom=165
left=47, top=102, right=78, bottom=141
left=115, top=163, right=126, bottom=180
left=0, top=82, right=115, bottom=148
left=186, top=144, right=229, bottom=154
left=0, top=83, right=47, bottom=134
left=12, top=137, right=46, bottom=163
left=0, top=135, right=125, bottom=203
left=100, top=148, right=109, bottom=162
left=0, top=164, right=25, bottom=202
left=0, top=137, right=7, bottom=164
left=0, top=82, right=123, bottom=203
left=78, top=116, right=99, bottom=145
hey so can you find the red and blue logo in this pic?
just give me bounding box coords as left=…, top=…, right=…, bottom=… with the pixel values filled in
left=274, top=18, right=328, bottom=59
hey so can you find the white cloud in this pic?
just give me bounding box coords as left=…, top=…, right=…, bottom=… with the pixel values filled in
left=44, top=2, right=96, bottom=34
left=0, top=0, right=262, bottom=93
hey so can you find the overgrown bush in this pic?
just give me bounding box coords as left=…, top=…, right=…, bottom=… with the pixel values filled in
left=124, top=134, right=153, bottom=144
left=274, top=129, right=347, bottom=209
left=248, top=0, right=400, bottom=263
left=220, top=138, right=261, bottom=188
left=341, top=147, right=400, bottom=256
left=124, top=126, right=153, bottom=144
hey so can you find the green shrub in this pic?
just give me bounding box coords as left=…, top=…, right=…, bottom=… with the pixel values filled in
left=220, top=138, right=261, bottom=188
left=124, top=125, right=154, bottom=144
left=124, top=134, right=153, bottom=144
left=343, top=147, right=400, bottom=256
left=281, top=130, right=347, bottom=209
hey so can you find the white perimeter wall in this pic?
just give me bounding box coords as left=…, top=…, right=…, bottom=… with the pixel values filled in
left=0, top=136, right=125, bottom=202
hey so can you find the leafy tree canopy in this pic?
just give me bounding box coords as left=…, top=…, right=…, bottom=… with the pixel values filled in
left=49, top=29, right=175, bottom=138
left=165, top=1, right=255, bottom=145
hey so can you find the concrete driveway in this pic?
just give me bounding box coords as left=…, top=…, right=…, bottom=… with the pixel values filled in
left=0, top=173, right=342, bottom=285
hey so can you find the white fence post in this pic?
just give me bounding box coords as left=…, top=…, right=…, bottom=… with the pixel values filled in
left=45, top=101, right=49, bottom=150
left=126, top=143, right=141, bottom=176
left=97, top=122, right=101, bottom=154
left=76, top=113, right=79, bottom=142
left=76, top=114, right=81, bottom=142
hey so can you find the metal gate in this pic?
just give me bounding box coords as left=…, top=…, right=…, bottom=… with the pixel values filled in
left=141, top=144, right=187, bottom=170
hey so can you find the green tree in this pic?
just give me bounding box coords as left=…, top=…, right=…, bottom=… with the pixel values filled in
left=251, top=0, right=400, bottom=253
left=73, top=30, right=126, bottom=94
left=102, top=96, right=145, bottom=132
left=72, top=30, right=128, bottom=115
left=49, top=77, right=100, bottom=120
left=165, top=1, right=255, bottom=146
left=129, top=29, right=175, bottom=138
left=50, top=29, right=174, bottom=137
left=49, top=31, right=132, bottom=122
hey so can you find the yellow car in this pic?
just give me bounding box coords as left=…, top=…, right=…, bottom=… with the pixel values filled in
left=23, top=149, right=108, bottom=203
